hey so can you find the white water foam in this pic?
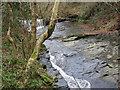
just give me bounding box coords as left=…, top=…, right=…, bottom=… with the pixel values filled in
left=19, top=19, right=44, bottom=32
left=49, top=52, right=91, bottom=89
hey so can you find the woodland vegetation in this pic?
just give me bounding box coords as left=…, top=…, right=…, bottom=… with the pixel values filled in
left=2, top=1, right=120, bottom=88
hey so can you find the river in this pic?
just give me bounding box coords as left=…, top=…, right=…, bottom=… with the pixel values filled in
left=43, top=21, right=119, bottom=88
left=23, top=20, right=119, bottom=88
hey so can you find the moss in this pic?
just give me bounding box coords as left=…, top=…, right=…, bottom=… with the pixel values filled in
left=41, top=44, right=47, bottom=51
left=28, top=79, right=43, bottom=88
left=3, top=40, right=11, bottom=49
left=40, top=74, right=53, bottom=84
left=31, top=51, right=37, bottom=58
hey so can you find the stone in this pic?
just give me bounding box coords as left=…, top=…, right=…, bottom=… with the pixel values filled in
left=107, top=54, right=112, bottom=59
left=62, top=36, right=77, bottom=42
left=45, top=54, right=50, bottom=59
left=54, top=79, right=68, bottom=87
left=58, top=74, right=63, bottom=79
left=48, top=70, right=59, bottom=76
left=113, top=60, right=117, bottom=63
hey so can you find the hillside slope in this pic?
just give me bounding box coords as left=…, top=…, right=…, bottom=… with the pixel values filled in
left=59, top=2, right=120, bottom=34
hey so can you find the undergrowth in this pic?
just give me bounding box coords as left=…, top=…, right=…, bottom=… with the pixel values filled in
left=2, top=35, right=55, bottom=88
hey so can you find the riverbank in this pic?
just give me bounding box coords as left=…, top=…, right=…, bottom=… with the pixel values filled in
left=80, top=24, right=119, bottom=35
left=58, top=2, right=120, bottom=35
left=2, top=30, right=55, bottom=88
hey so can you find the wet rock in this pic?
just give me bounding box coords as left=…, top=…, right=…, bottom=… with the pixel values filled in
left=100, top=61, right=107, bottom=64
left=112, top=46, right=118, bottom=55
left=112, top=74, right=119, bottom=81
left=107, top=54, right=112, bottom=59
left=89, top=72, right=101, bottom=79
left=102, top=74, right=109, bottom=77
left=46, top=50, right=49, bottom=53
left=54, top=79, right=68, bottom=87
left=107, top=63, right=114, bottom=68
left=99, top=64, right=118, bottom=78
left=62, top=36, right=77, bottom=42
left=43, top=21, right=119, bottom=88
left=83, top=71, right=93, bottom=75
left=46, top=62, right=53, bottom=68
left=102, top=75, right=118, bottom=84
left=47, top=67, right=53, bottom=71
left=57, top=26, right=66, bottom=31
left=57, top=86, right=69, bottom=90
left=48, top=36, right=62, bottom=40
left=45, top=53, right=50, bottom=59
left=40, top=59, right=49, bottom=65
left=100, top=45, right=106, bottom=48
left=113, top=60, right=117, bottom=63
left=58, top=74, right=63, bottom=79
left=95, top=70, right=99, bottom=73
left=99, top=62, right=113, bottom=68
left=99, top=63, right=110, bottom=69
left=63, top=52, right=76, bottom=57
left=48, top=70, right=59, bottom=76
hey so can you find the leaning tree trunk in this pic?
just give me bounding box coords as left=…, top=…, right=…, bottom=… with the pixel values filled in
left=29, top=2, right=37, bottom=55
left=24, top=0, right=59, bottom=85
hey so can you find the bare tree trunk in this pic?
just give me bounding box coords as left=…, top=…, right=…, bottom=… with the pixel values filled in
left=7, top=27, right=17, bottom=50
left=29, top=2, right=37, bottom=56
left=21, top=39, right=26, bottom=59
left=7, top=3, right=17, bottom=51
left=23, top=0, right=59, bottom=85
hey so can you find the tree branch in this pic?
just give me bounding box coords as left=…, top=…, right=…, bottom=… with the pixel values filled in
left=23, top=0, right=60, bottom=85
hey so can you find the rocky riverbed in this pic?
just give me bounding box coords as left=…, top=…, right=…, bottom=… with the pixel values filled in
left=37, top=21, right=119, bottom=88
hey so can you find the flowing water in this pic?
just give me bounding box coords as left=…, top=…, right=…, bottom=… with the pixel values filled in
left=24, top=20, right=119, bottom=88
left=43, top=21, right=119, bottom=88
